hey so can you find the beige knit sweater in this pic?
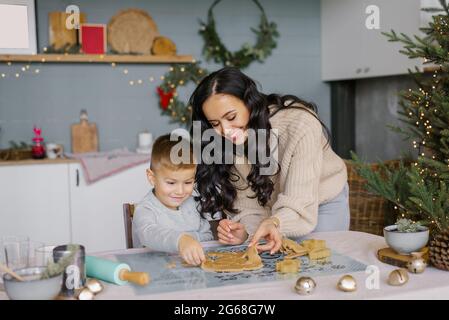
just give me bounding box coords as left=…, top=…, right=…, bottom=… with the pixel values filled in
left=225, top=104, right=348, bottom=237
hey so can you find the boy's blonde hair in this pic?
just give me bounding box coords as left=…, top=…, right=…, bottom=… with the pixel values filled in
left=150, top=134, right=195, bottom=171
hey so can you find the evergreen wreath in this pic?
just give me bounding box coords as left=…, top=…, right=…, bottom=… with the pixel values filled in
left=157, top=62, right=207, bottom=126
left=157, top=0, right=279, bottom=126
left=199, top=0, right=279, bottom=69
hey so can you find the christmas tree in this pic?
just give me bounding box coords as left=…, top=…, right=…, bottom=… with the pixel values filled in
left=351, top=0, right=449, bottom=234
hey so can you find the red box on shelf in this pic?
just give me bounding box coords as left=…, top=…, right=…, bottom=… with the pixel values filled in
left=79, top=23, right=107, bottom=54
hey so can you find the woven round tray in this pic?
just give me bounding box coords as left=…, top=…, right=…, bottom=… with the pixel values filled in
left=108, top=8, right=159, bottom=54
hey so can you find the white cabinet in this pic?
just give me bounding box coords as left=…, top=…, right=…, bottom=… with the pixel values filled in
left=321, top=0, right=423, bottom=81
left=0, top=162, right=150, bottom=253
left=68, top=163, right=149, bottom=253
left=0, top=164, right=71, bottom=244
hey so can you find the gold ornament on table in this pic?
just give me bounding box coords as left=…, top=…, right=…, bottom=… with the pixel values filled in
left=76, top=278, right=104, bottom=300
left=294, top=277, right=316, bottom=295
left=337, top=275, right=357, bottom=292
left=77, top=287, right=95, bottom=300
left=86, top=278, right=104, bottom=294
left=406, top=252, right=427, bottom=274
left=388, top=269, right=409, bottom=286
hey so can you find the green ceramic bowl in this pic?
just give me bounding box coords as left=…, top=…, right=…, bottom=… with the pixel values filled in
left=384, top=225, right=429, bottom=255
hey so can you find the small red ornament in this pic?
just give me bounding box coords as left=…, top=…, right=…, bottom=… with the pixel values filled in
left=157, top=86, right=174, bottom=110
left=31, top=126, right=46, bottom=159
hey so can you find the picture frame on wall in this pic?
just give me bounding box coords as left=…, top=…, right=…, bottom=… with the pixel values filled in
left=0, top=0, right=37, bottom=54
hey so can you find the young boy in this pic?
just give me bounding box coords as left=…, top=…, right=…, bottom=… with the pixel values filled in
left=132, top=134, right=213, bottom=266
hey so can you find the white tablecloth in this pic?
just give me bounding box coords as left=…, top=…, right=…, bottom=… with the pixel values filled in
left=2, top=231, right=449, bottom=300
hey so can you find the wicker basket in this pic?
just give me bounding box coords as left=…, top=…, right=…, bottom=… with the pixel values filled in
left=344, top=159, right=399, bottom=236
left=0, top=148, right=33, bottom=161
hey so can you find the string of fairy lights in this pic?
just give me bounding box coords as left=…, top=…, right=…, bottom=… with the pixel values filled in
left=0, top=51, right=205, bottom=126
left=0, top=61, right=42, bottom=79
left=0, top=58, right=168, bottom=86
left=0, top=55, right=201, bottom=89
left=395, top=61, right=447, bottom=224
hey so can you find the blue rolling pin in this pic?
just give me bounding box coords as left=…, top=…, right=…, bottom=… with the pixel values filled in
left=86, top=256, right=150, bottom=286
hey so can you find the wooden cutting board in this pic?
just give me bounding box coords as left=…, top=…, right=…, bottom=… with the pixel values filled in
left=49, top=11, right=86, bottom=50
left=71, top=118, right=98, bottom=153
left=107, top=8, right=159, bottom=54
left=377, top=247, right=429, bottom=268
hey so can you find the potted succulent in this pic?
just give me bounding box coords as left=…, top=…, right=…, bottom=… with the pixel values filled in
left=384, top=218, right=430, bottom=255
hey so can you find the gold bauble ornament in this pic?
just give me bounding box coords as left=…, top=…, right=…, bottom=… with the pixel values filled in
left=407, top=252, right=427, bottom=274
left=337, top=275, right=357, bottom=292
left=294, top=276, right=316, bottom=295
left=77, top=288, right=95, bottom=300
left=86, top=279, right=104, bottom=294
left=388, top=269, right=409, bottom=286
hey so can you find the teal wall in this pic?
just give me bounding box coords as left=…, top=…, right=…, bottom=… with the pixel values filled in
left=0, top=0, right=329, bottom=152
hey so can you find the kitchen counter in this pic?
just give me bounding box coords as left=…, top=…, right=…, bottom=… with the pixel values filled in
left=0, top=158, right=79, bottom=166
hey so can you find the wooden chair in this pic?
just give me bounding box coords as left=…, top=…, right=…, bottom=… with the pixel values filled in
left=123, top=203, right=135, bottom=249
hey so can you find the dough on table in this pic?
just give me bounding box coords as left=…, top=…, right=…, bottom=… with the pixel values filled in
left=280, top=238, right=332, bottom=261
left=301, top=239, right=331, bottom=260
left=275, top=259, right=300, bottom=273
left=280, top=238, right=308, bottom=258
left=308, top=248, right=331, bottom=260
left=201, top=246, right=263, bottom=272
left=301, top=239, right=327, bottom=251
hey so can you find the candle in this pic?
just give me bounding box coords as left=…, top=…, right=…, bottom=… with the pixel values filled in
left=138, top=132, right=153, bottom=148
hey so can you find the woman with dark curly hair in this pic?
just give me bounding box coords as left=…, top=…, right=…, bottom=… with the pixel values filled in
left=189, top=67, right=349, bottom=254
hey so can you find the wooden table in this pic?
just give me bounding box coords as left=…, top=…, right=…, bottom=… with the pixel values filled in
left=1, top=231, right=449, bottom=300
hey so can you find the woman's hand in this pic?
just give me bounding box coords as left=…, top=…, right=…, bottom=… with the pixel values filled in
left=178, top=234, right=206, bottom=266
left=248, top=217, right=283, bottom=254
left=217, top=219, right=248, bottom=245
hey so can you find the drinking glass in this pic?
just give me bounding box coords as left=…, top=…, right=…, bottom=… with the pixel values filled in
left=0, top=236, right=30, bottom=283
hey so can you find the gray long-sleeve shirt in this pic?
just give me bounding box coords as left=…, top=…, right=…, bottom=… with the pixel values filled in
left=132, top=190, right=213, bottom=252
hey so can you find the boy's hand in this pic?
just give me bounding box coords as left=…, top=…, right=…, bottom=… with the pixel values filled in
left=217, top=219, right=248, bottom=245
left=178, top=234, right=206, bottom=266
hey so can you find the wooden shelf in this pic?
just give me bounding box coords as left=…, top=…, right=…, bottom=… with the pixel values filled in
left=0, top=54, right=195, bottom=64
